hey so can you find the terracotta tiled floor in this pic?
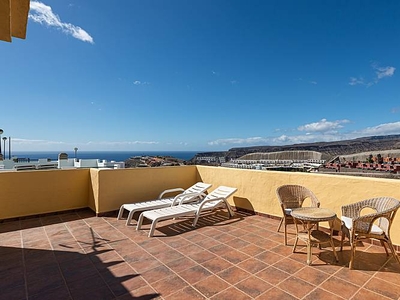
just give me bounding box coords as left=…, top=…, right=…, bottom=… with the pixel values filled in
left=1, top=208, right=400, bottom=299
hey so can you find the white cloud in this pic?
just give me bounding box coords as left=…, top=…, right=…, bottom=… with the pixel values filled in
left=391, top=107, right=400, bottom=114
left=353, top=121, right=400, bottom=136
left=272, top=134, right=341, bottom=145
left=349, top=64, right=395, bottom=86
left=207, top=134, right=341, bottom=147
left=295, top=78, right=317, bottom=85
left=10, top=138, right=82, bottom=152
left=29, top=1, right=94, bottom=44
left=12, top=138, right=65, bottom=146
left=208, top=120, right=400, bottom=148
left=133, top=80, right=150, bottom=85
left=349, top=77, right=365, bottom=86
left=297, top=119, right=350, bottom=133
left=92, top=141, right=159, bottom=146
left=9, top=121, right=400, bottom=152
left=208, top=137, right=269, bottom=146
left=374, top=65, right=396, bottom=79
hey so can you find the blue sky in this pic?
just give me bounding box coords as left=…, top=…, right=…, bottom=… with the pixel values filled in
left=1, top=0, right=399, bottom=152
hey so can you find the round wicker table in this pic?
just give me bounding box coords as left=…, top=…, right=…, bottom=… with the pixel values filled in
left=291, top=207, right=339, bottom=265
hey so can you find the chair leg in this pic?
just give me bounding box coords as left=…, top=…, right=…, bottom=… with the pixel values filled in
left=277, top=218, right=283, bottom=232
left=117, top=206, right=125, bottom=220
left=292, top=235, right=299, bottom=253
left=330, top=238, right=339, bottom=262
left=349, top=240, right=357, bottom=269
left=306, top=241, right=312, bottom=265
left=340, top=230, right=345, bottom=251
left=380, top=240, right=389, bottom=256
left=284, top=222, right=288, bottom=246
left=385, top=239, right=400, bottom=265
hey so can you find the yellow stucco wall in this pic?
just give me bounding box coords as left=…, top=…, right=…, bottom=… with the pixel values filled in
left=1, top=165, right=400, bottom=245
left=0, top=169, right=90, bottom=219
left=88, top=168, right=99, bottom=212
left=92, top=166, right=200, bottom=214
left=197, top=166, right=400, bottom=215
left=196, top=166, right=400, bottom=244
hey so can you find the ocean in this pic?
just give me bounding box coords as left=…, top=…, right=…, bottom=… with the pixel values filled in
left=10, top=151, right=200, bottom=162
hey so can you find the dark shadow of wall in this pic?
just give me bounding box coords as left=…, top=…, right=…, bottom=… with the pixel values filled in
left=233, top=196, right=255, bottom=214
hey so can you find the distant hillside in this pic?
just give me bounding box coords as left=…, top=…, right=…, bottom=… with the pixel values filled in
left=192, top=134, right=400, bottom=162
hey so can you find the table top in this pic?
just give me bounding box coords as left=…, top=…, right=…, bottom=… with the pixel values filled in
left=291, top=207, right=336, bottom=222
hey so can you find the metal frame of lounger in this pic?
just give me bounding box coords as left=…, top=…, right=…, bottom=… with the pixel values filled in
left=117, top=182, right=212, bottom=225
left=136, top=186, right=237, bottom=237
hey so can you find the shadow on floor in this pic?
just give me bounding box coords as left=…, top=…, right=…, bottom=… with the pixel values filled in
left=142, top=210, right=246, bottom=237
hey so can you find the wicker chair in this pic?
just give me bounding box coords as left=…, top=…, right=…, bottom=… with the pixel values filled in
left=276, top=185, right=320, bottom=245
left=340, top=197, right=400, bottom=269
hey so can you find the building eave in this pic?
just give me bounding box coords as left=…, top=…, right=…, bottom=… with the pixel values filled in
left=0, top=0, right=30, bottom=42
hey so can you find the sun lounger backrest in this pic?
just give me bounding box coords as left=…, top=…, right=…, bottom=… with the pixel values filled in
left=184, top=182, right=212, bottom=194
left=202, top=186, right=237, bottom=206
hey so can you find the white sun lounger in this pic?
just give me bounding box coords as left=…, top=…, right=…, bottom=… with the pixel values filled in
left=117, top=182, right=212, bottom=225
left=136, top=185, right=237, bottom=237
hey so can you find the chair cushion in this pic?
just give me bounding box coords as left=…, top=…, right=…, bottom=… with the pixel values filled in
left=341, top=216, right=384, bottom=235
left=284, top=208, right=292, bottom=215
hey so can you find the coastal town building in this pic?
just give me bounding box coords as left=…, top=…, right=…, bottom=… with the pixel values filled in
left=195, top=156, right=226, bottom=164
left=0, top=153, right=125, bottom=170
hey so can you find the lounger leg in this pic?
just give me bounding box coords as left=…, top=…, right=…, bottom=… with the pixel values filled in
left=136, top=213, right=145, bottom=231
left=193, top=214, right=200, bottom=227
left=117, top=206, right=125, bottom=220
left=148, top=219, right=159, bottom=237
left=126, top=210, right=135, bottom=226
left=226, top=202, right=235, bottom=218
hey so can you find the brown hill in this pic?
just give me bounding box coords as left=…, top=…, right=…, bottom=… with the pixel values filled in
left=193, top=134, right=400, bottom=162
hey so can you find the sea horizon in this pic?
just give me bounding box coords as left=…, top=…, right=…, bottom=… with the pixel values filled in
left=10, top=150, right=204, bottom=162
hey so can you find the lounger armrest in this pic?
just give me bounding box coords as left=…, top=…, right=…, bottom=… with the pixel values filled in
left=170, top=192, right=204, bottom=206
left=195, top=196, right=227, bottom=213
left=178, top=192, right=206, bottom=205
left=158, top=188, right=185, bottom=199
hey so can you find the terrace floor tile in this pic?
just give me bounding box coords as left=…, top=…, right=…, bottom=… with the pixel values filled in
left=0, top=208, right=398, bottom=299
